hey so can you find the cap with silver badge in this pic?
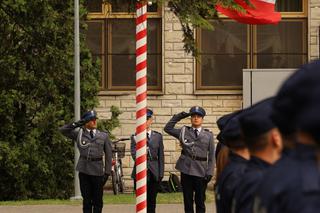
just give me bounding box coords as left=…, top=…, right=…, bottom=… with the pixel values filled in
left=189, top=106, right=206, bottom=117
left=81, top=110, right=97, bottom=121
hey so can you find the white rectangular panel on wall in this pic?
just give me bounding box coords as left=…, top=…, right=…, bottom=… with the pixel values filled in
left=243, top=69, right=296, bottom=108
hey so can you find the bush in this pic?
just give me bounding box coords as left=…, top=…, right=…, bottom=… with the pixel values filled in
left=0, top=0, right=117, bottom=200
left=97, top=106, right=122, bottom=140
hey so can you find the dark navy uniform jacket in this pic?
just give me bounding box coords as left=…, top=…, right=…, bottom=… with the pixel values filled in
left=253, top=144, right=320, bottom=213
left=215, top=152, right=248, bottom=213
left=250, top=149, right=294, bottom=213
left=233, top=156, right=271, bottom=213
left=130, top=130, right=164, bottom=181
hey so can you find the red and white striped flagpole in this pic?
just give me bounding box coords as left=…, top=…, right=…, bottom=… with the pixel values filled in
left=135, top=1, right=147, bottom=213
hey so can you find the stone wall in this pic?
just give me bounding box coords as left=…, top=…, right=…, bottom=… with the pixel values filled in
left=310, top=0, right=320, bottom=60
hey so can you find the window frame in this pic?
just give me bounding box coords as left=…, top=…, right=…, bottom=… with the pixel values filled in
left=252, top=18, right=308, bottom=68
left=86, top=2, right=163, bottom=94
left=195, top=0, right=308, bottom=93
left=195, top=22, right=251, bottom=91
left=276, top=0, right=308, bottom=17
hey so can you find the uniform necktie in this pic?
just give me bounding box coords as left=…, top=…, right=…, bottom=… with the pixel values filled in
left=147, top=132, right=150, bottom=140
left=146, top=132, right=151, bottom=159
left=194, top=129, right=198, bottom=138
left=90, top=130, right=94, bottom=138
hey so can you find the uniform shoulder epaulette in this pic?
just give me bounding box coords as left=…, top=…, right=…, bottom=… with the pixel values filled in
left=185, top=126, right=192, bottom=130
left=99, top=130, right=108, bottom=136
left=152, top=130, right=162, bottom=135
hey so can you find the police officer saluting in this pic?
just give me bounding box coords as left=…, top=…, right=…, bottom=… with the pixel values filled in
left=164, top=106, right=215, bottom=213
left=59, top=110, right=112, bottom=213
left=131, top=109, right=164, bottom=213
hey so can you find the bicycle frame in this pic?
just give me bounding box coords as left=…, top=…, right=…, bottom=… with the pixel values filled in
left=111, top=138, right=129, bottom=195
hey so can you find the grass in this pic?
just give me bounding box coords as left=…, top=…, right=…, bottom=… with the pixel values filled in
left=0, top=191, right=214, bottom=206
left=0, top=199, right=82, bottom=206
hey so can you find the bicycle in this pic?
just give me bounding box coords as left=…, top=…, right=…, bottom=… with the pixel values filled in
left=111, top=137, right=130, bottom=195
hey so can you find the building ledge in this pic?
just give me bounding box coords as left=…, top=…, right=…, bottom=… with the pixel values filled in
left=98, top=90, right=164, bottom=96
left=194, top=89, right=243, bottom=95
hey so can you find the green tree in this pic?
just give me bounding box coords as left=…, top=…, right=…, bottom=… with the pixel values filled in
left=0, top=0, right=109, bottom=200
left=97, top=106, right=122, bottom=140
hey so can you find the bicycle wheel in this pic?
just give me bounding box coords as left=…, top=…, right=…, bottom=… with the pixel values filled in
left=118, top=166, right=125, bottom=193
left=111, top=170, right=119, bottom=195
left=118, top=160, right=125, bottom=193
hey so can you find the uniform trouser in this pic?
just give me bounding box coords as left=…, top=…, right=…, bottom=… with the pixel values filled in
left=147, top=172, right=159, bottom=213
left=181, top=173, right=208, bottom=213
left=79, top=172, right=104, bottom=213
left=133, top=171, right=159, bottom=213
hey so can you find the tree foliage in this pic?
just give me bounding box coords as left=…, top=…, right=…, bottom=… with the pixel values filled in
left=97, top=106, right=122, bottom=140
left=166, top=0, right=249, bottom=56
left=0, top=0, right=119, bottom=200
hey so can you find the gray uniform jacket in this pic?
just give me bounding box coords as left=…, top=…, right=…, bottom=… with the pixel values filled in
left=130, top=130, right=164, bottom=181
left=164, top=113, right=215, bottom=178
left=59, top=123, right=113, bottom=176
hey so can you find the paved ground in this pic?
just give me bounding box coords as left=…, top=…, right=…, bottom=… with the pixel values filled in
left=0, top=203, right=216, bottom=213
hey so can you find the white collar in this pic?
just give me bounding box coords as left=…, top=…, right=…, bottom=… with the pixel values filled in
left=147, top=129, right=152, bottom=136
left=86, top=129, right=96, bottom=134
left=192, top=127, right=202, bottom=132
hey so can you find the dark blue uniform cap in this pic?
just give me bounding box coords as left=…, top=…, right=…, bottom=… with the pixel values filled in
left=296, top=89, right=320, bottom=142
left=272, top=59, right=320, bottom=135
left=147, top=109, right=153, bottom=118
left=81, top=110, right=97, bottom=121
left=217, top=110, right=242, bottom=131
left=297, top=103, right=320, bottom=142
left=216, top=132, right=223, bottom=143
left=189, top=106, right=206, bottom=117
left=220, top=113, right=243, bottom=142
left=239, top=97, right=275, bottom=139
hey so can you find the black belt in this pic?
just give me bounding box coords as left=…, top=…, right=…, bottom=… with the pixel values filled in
left=80, top=156, right=103, bottom=161
left=181, top=150, right=207, bottom=161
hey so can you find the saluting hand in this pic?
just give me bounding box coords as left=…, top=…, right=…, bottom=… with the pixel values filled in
left=72, top=119, right=87, bottom=128
left=177, top=111, right=190, bottom=119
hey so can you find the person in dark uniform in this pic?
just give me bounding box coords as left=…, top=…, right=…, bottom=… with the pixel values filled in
left=215, top=110, right=242, bottom=181
left=131, top=109, right=164, bottom=213
left=232, top=97, right=282, bottom=213
left=251, top=93, right=300, bottom=213
left=164, top=106, right=215, bottom=213
left=215, top=110, right=249, bottom=213
left=215, top=110, right=241, bottom=160
left=59, top=110, right=112, bottom=213
left=253, top=59, right=320, bottom=213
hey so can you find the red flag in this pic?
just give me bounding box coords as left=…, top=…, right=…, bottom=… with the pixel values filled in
left=216, top=0, right=281, bottom=25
